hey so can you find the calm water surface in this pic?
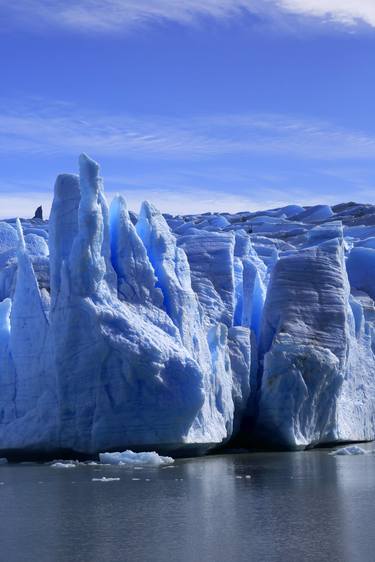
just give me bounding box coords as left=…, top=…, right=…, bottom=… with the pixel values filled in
left=1, top=446, right=375, bottom=562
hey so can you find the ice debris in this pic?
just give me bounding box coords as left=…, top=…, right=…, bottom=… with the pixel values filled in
left=50, top=461, right=78, bottom=468
left=92, top=477, right=120, bottom=482
left=330, top=445, right=369, bottom=456
left=99, top=450, right=174, bottom=467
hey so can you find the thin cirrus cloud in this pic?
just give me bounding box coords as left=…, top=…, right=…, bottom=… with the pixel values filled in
left=1, top=103, right=375, bottom=160
left=279, top=0, right=375, bottom=27
left=0, top=176, right=340, bottom=219
left=1, top=0, right=375, bottom=31
left=0, top=188, right=289, bottom=220
left=1, top=101, right=375, bottom=218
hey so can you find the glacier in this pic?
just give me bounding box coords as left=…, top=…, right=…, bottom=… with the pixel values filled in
left=1, top=156, right=375, bottom=456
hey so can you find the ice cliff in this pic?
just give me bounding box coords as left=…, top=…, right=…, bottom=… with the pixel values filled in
left=1, top=155, right=375, bottom=455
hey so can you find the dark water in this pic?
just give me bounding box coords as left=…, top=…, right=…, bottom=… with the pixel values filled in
left=1, top=446, right=375, bottom=562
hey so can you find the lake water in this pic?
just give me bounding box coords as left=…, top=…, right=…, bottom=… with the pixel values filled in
left=1, top=446, right=375, bottom=562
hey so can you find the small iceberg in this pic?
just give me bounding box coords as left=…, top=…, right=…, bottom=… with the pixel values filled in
left=92, top=477, right=120, bottom=482
left=99, top=450, right=174, bottom=467
left=50, top=461, right=78, bottom=468
left=330, top=445, right=368, bottom=456
left=0, top=458, right=8, bottom=465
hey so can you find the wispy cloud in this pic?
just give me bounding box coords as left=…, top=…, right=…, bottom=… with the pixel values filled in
left=1, top=0, right=375, bottom=32
left=1, top=157, right=374, bottom=219
left=1, top=100, right=375, bottom=161
left=0, top=0, right=259, bottom=32
left=0, top=189, right=276, bottom=220
left=278, top=0, right=375, bottom=28
left=0, top=192, right=53, bottom=220
left=0, top=181, right=342, bottom=219
left=1, top=99, right=374, bottom=218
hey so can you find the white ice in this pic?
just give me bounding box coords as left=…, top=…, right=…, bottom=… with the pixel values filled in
left=330, top=445, right=369, bottom=456
left=99, top=450, right=174, bottom=466
left=50, top=461, right=78, bottom=468
left=92, top=477, right=120, bottom=482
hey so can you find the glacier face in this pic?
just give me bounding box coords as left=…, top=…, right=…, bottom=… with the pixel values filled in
left=1, top=158, right=375, bottom=454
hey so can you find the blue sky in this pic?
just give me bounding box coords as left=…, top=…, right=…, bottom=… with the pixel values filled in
left=0, top=0, right=375, bottom=217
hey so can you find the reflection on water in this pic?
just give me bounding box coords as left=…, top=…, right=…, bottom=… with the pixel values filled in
left=1, top=447, right=375, bottom=562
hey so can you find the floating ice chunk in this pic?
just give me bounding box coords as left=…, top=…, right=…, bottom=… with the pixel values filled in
left=51, top=461, right=77, bottom=468
left=0, top=458, right=8, bottom=465
left=92, top=477, right=120, bottom=482
left=330, top=445, right=368, bottom=456
left=99, top=450, right=174, bottom=466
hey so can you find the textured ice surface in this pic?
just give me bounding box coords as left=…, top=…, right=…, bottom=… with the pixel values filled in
left=1, top=155, right=375, bottom=454
left=99, top=450, right=174, bottom=466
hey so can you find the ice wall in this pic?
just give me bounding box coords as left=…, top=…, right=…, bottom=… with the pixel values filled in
left=1, top=155, right=375, bottom=455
